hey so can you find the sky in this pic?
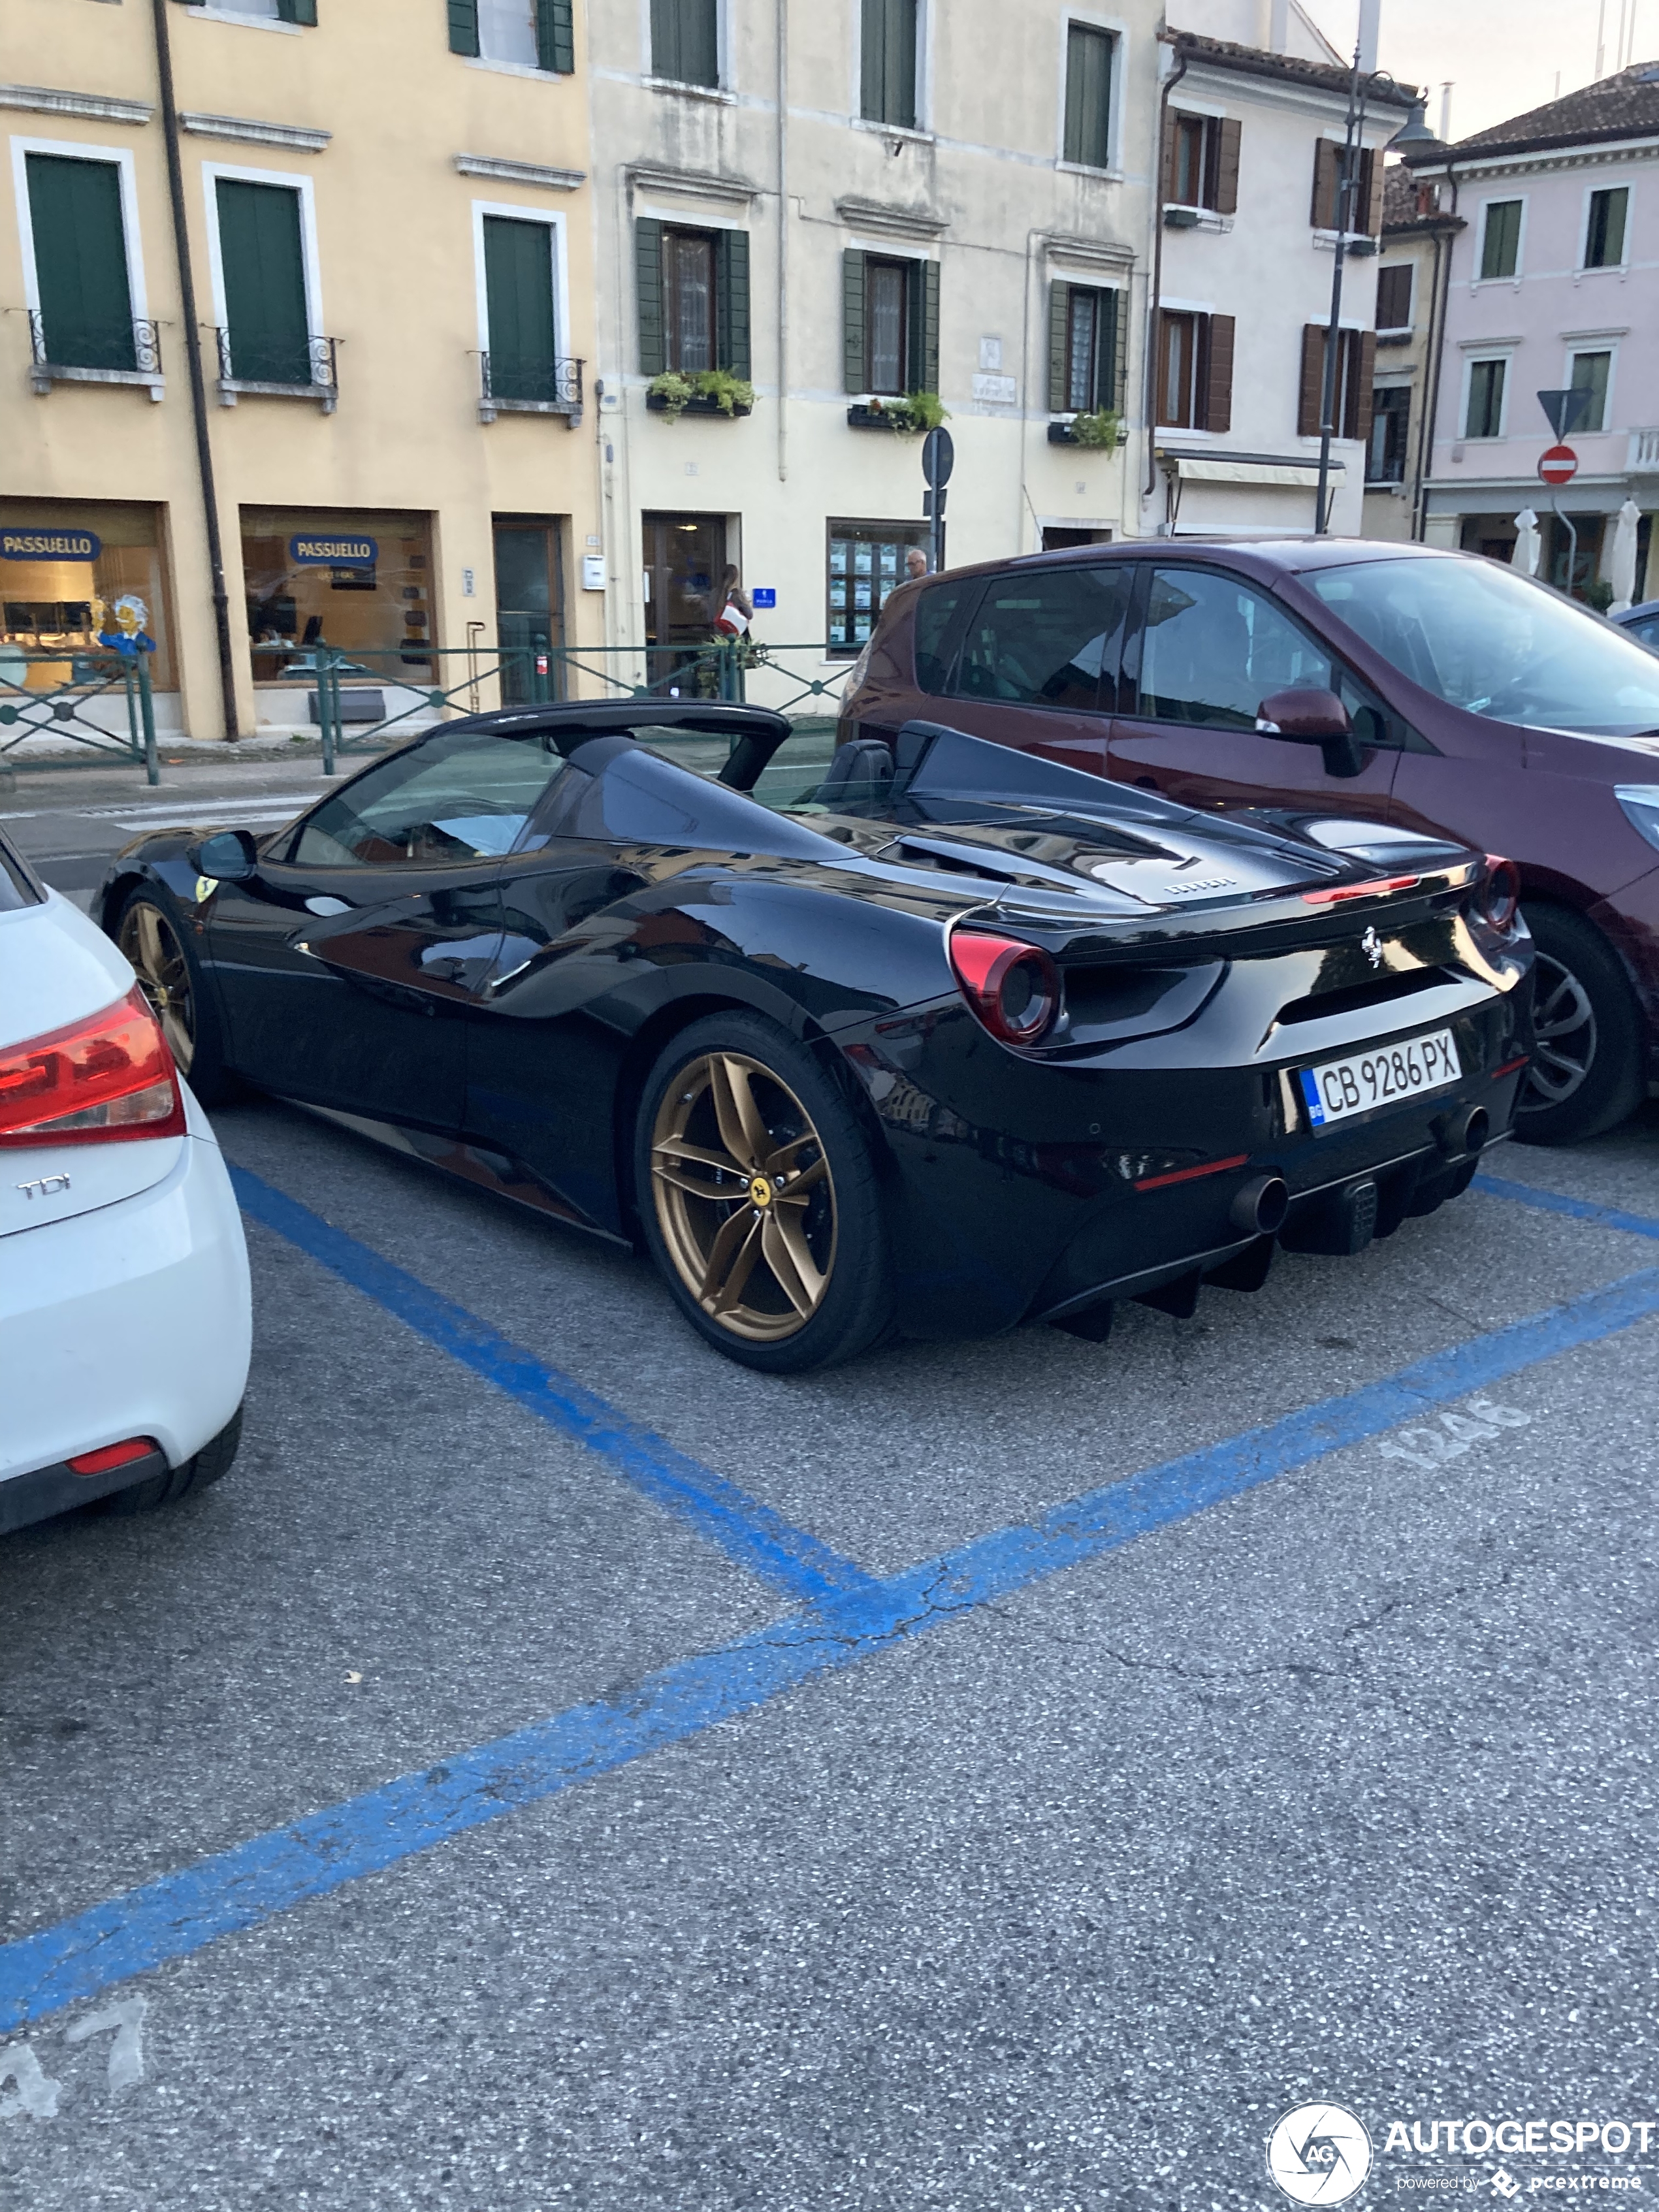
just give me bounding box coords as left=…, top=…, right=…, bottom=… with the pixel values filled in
left=1301, top=0, right=1651, bottom=139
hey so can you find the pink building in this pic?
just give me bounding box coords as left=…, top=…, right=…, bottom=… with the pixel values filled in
left=1404, top=64, right=1659, bottom=604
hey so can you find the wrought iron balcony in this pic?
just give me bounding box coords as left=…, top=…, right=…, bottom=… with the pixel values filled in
left=27, top=310, right=163, bottom=396
left=214, top=327, right=339, bottom=412
left=478, top=351, right=583, bottom=426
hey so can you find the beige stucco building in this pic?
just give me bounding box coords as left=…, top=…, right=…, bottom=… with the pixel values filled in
left=585, top=0, right=1161, bottom=701
left=3, top=0, right=602, bottom=743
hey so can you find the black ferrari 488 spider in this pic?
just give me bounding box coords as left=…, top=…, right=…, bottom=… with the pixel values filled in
left=97, top=702, right=1533, bottom=1371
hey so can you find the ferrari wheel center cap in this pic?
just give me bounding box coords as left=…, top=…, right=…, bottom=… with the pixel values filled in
left=749, top=1175, right=774, bottom=1209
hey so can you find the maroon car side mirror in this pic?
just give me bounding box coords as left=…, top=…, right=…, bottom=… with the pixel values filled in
left=1255, top=689, right=1365, bottom=780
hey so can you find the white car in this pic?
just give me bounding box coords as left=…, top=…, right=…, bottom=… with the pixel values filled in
left=0, top=828, right=250, bottom=1533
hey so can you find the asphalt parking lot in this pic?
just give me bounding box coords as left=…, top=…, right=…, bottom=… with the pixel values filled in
left=4, top=760, right=1659, bottom=2209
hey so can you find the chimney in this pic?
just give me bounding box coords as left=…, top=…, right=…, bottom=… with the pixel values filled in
left=1438, top=81, right=1453, bottom=140
left=1357, top=0, right=1381, bottom=71
left=1268, top=0, right=1289, bottom=53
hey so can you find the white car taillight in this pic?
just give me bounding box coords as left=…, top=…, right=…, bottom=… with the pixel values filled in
left=0, top=987, right=185, bottom=1148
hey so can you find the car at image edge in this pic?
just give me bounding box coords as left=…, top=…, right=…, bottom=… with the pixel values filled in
left=0, top=828, right=250, bottom=1535
left=841, top=539, right=1659, bottom=1144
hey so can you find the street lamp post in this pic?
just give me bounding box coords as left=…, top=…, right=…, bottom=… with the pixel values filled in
left=1313, top=71, right=1434, bottom=535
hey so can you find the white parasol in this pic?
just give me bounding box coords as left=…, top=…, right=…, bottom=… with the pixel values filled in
left=1511, top=509, right=1541, bottom=578
left=1609, top=498, right=1642, bottom=613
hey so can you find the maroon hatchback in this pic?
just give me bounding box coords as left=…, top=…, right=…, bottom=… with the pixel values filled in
left=839, top=539, right=1659, bottom=1142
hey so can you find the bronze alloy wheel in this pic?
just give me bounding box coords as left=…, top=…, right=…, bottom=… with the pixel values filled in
left=649, top=1051, right=838, bottom=1342
left=119, top=901, right=195, bottom=1073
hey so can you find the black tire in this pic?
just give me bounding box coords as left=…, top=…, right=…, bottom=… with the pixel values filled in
left=116, top=888, right=240, bottom=1106
left=1515, top=905, right=1645, bottom=1146
left=103, top=1405, right=244, bottom=1515
left=634, top=1012, right=894, bottom=1373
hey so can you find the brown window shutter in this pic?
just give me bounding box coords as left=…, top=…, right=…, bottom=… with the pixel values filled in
left=1298, top=323, right=1325, bottom=436
left=1160, top=114, right=1178, bottom=204
left=1214, top=118, right=1241, bottom=215
left=1204, top=312, right=1234, bottom=434
left=1048, top=281, right=1069, bottom=413
left=1310, top=140, right=1339, bottom=228
left=1351, top=330, right=1376, bottom=445
left=1362, top=149, right=1383, bottom=236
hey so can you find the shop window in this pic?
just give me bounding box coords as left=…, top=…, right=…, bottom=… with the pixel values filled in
left=827, top=521, right=927, bottom=655
left=1063, top=24, right=1115, bottom=168
left=650, top=0, right=718, bottom=86
left=1479, top=200, right=1522, bottom=280
left=215, top=178, right=312, bottom=384
left=0, top=502, right=174, bottom=692
left=24, top=153, right=138, bottom=372
left=862, top=0, right=918, bottom=129
left=1048, top=282, right=1123, bottom=415
left=1584, top=187, right=1628, bottom=270
left=447, top=0, right=573, bottom=71
left=483, top=215, right=560, bottom=402
left=241, top=510, right=434, bottom=686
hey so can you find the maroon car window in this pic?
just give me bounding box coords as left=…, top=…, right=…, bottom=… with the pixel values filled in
left=951, top=565, right=1131, bottom=711
left=1135, top=568, right=1335, bottom=729
left=913, top=581, right=971, bottom=694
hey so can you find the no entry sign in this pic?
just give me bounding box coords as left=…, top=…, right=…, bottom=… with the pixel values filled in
left=1538, top=444, right=1579, bottom=485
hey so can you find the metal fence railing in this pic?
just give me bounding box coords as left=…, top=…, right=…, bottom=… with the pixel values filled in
left=299, top=638, right=855, bottom=774
left=0, top=649, right=159, bottom=782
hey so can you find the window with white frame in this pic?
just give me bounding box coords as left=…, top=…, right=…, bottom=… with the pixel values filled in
left=1584, top=186, right=1629, bottom=269
left=1479, top=199, right=1522, bottom=280
left=1569, top=348, right=1613, bottom=434
left=16, top=143, right=148, bottom=372
left=1464, top=356, right=1507, bottom=440
left=212, top=173, right=315, bottom=383
left=1063, top=22, right=1116, bottom=168
left=477, top=209, right=568, bottom=406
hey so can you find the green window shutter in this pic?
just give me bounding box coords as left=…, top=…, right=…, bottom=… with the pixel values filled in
left=215, top=177, right=310, bottom=384
left=843, top=248, right=867, bottom=392
left=276, top=0, right=317, bottom=22
left=1107, top=286, right=1127, bottom=411
left=652, top=0, right=718, bottom=86
left=636, top=218, right=666, bottom=376
left=447, top=0, right=479, bottom=56
left=1063, top=25, right=1113, bottom=167
left=25, top=153, right=135, bottom=371
left=484, top=215, right=556, bottom=401
left=536, top=0, right=573, bottom=72
left=715, top=229, right=750, bottom=378
left=917, top=257, right=939, bottom=391
left=862, top=0, right=917, bottom=127
left=1047, top=281, right=1069, bottom=413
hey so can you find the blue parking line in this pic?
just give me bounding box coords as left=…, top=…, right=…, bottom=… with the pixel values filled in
left=227, top=1165, right=876, bottom=1607
left=1474, top=1170, right=1659, bottom=1243
left=5, top=1242, right=1658, bottom=2034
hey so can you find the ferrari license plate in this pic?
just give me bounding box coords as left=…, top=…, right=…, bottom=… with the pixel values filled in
left=1298, top=1029, right=1462, bottom=1129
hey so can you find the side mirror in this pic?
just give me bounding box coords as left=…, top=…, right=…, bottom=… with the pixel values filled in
left=1255, top=688, right=1366, bottom=780
left=186, top=827, right=261, bottom=882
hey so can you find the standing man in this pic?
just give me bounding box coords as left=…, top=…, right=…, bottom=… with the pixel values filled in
left=905, top=547, right=929, bottom=582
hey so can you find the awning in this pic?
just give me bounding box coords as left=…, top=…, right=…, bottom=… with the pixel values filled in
left=1161, top=453, right=1345, bottom=489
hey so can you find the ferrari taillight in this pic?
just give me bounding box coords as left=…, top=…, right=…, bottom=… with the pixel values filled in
left=1301, top=874, right=1421, bottom=906
left=0, top=987, right=185, bottom=1147
left=948, top=931, right=1061, bottom=1045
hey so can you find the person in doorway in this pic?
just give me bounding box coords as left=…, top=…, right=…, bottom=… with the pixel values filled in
left=704, top=565, right=754, bottom=700
left=906, top=547, right=930, bottom=581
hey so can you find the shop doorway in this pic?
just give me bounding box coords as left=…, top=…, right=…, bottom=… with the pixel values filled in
left=493, top=517, right=566, bottom=703
left=642, top=511, right=726, bottom=691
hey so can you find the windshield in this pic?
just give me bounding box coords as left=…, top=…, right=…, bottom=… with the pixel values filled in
left=1308, top=557, right=1659, bottom=737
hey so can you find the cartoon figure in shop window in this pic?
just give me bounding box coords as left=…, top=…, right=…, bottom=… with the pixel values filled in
left=92, top=594, right=157, bottom=657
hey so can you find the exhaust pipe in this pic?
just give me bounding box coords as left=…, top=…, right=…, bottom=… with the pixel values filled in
left=1229, top=1173, right=1289, bottom=1237
left=1437, top=1103, right=1490, bottom=1158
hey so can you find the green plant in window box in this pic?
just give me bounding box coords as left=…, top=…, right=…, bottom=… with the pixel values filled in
left=647, top=369, right=756, bottom=421
left=1069, top=408, right=1123, bottom=449
left=884, top=390, right=949, bottom=436
left=1583, top=577, right=1615, bottom=613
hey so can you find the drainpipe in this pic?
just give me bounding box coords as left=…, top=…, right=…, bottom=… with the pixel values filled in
left=150, top=0, right=239, bottom=740
left=1143, top=43, right=1188, bottom=509
left=1412, top=164, right=1458, bottom=542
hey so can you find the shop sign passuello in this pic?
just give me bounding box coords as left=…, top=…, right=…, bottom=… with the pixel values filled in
left=288, top=534, right=378, bottom=567
left=1, top=527, right=102, bottom=562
